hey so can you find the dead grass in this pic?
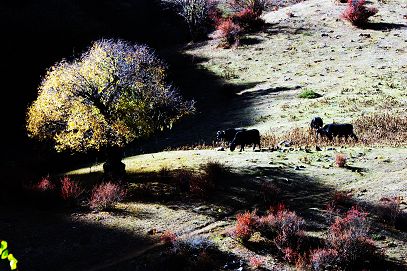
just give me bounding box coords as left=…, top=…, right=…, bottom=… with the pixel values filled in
left=260, top=113, right=407, bottom=149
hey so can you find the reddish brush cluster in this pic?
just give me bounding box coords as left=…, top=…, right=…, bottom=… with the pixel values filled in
left=231, top=8, right=264, bottom=31
left=378, top=196, right=402, bottom=225
left=160, top=230, right=177, bottom=244
left=215, top=19, right=242, bottom=47
left=248, top=256, right=265, bottom=269
left=335, top=153, right=347, bottom=167
left=173, top=162, right=227, bottom=198
left=60, top=176, right=84, bottom=202
left=341, top=0, right=378, bottom=26
left=32, top=176, right=56, bottom=192
left=233, top=204, right=305, bottom=253
left=234, top=211, right=258, bottom=242
left=311, top=207, right=380, bottom=270
left=213, top=0, right=267, bottom=47
left=90, top=182, right=127, bottom=210
left=260, top=204, right=305, bottom=252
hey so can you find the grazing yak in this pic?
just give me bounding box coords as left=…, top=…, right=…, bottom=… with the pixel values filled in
left=230, top=129, right=261, bottom=152
left=310, top=116, right=323, bottom=129
left=317, top=123, right=358, bottom=141
left=217, top=128, right=246, bottom=143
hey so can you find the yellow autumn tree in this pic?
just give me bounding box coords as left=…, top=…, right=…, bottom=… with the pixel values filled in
left=27, top=39, right=194, bottom=173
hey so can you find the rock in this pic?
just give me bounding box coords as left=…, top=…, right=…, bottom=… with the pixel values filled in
left=279, top=140, right=292, bottom=147
left=360, top=33, right=371, bottom=38
left=316, top=146, right=322, bottom=151
left=327, top=147, right=336, bottom=151
left=217, top=147, right=225, bottom=151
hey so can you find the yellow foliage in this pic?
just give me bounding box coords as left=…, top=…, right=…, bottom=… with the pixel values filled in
left=26, top=39, right=194, bottom=153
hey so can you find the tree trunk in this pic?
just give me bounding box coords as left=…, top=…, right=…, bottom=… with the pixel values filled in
left=103, top=147, right=126, bottom=179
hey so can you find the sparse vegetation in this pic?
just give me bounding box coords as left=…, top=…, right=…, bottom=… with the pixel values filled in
left=215, top=19, right=242, bottom=47
left=60, top=176, right=84, bottom=203
left=161, top=0, right=219, bottom=40
left=89, top=182, right=127, bottom=211
left=341, top=0, right=378, bottom=26
left=233, top=211, right=257, bottom=242
left=298, top=89, right=322, bottom=99
left=335, top=153, right=347, bottom=167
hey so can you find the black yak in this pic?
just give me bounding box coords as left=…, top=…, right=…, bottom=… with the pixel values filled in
left=230, top=129, right=261, bottom=152
left=317, top=123, right=358, bottom=141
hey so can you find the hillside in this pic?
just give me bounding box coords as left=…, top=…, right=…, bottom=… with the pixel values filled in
left=1, top=0, right=407, bottom=270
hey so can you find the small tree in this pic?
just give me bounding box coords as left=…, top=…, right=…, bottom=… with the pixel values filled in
left=27, top=39, right=194, bottom=175
left=161, top=0, right=218, bottom=40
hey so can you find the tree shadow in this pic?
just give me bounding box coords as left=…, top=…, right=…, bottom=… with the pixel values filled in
left=363, top=22, right=407, bottom=31
left=0, top=206, right=155, bottom=271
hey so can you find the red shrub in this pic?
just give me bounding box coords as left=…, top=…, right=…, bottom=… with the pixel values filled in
left=161, top=230, right=177, bottom=244
left=90, top=182, right=127, bottom=210
left=216, top=19, right=242, bottom=47
left=378, top=196, right=401, bottom=225
left=173, top=162, right=227, bottom=197
left=335, top=153, right=347, bottom=167
left=60, top=176, right=83, bottom=201
left=232, top=8, right=264, bottom=31
left=341, top=0, right=378, bottom=26
left=233, top=211, right=257, bottom=242
left=310, top=248, right=339, bottom=271
left=332, top=191, right=352, bottom=205
left=283, top=247, right=299, bottom=263
left=327, top=207, right=378, bottom=265
left=256, top=204, right=305, bottom=251
left=33, top=176, right=55, bottom=192
left=249, top=256, right=265, bottom=269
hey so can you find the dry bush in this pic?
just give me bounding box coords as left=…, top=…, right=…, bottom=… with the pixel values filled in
left=256, top=204, right=305, bottom=252
left=326, top=207, right=380, bottom=268
left=161, top=230, right=178, bottom=244
left=260, top=113, right=407, bottom=149
left=354, top=113, right=407, bottom=146
left=214, top=19, right=242, bottom=47
left=172, top=161, right=228, bottom=197
left=341, top=0, right=378, bottom=26
left=377, top=196, right=402, bottom=225
left=32, top=176, right=56, bottom=192
left=233, top=211, right=258, bottom=242
left=249, top=256, right=265, bottom=269
left=310, top=248, right=339, bottom=271
left=60, top=176, right=84, bottom=202
left=335, top=153, right=347, bottom=167
left=161, top=0, right=219, bottom=39
left=231, top=8, right=265, bottom=31
left=89, top=182, right=127, bottom=211
left=229, top=0, right=270, bottom=14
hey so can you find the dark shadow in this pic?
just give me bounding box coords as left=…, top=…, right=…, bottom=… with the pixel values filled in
left=363, top=22, right=407, bottom=31
left=240, top=37, right=263, bottom=46
left=0, top=206, right=155, bottom=271
left=264, top=24, right=310, bottom=36
left=110, top=241, right=247, bottom=271
left=344, top=165, right=367, bottom=173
